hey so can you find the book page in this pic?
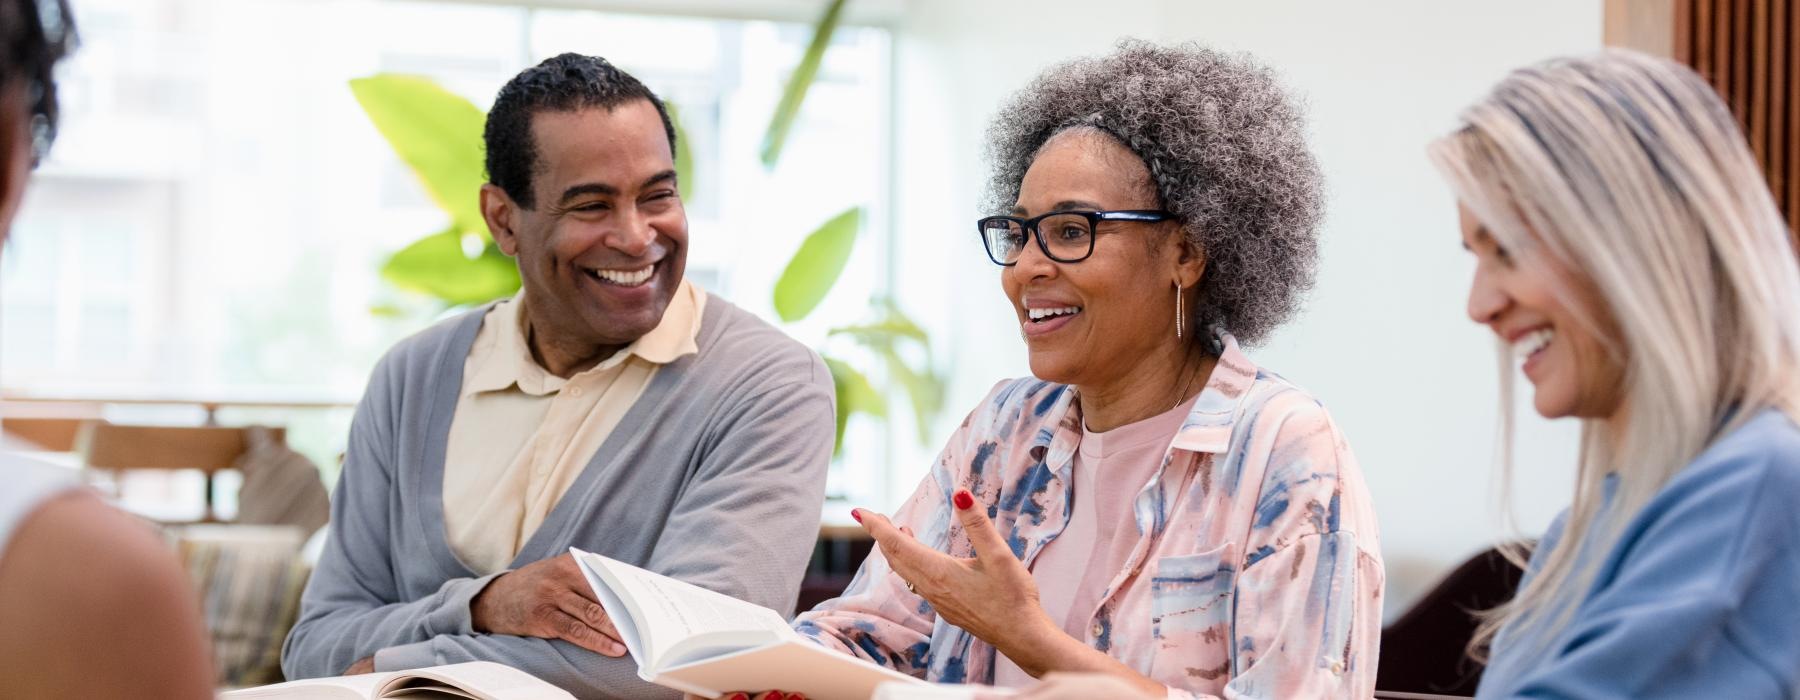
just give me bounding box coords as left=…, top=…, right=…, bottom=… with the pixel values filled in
left=571, top=548, right=792, bottom=673
left=657, top=639, right=929, bottom=700
left=381, top=662, right=574, bottom=700
left=220, top=671, right=387, bottom=699
left=572, top=548, right=650, bottom=666
left=383, top=688, right=477, bottom=700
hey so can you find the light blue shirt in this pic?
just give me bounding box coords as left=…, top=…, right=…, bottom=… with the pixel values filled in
left=1478, top=408, right=1800, bottom=699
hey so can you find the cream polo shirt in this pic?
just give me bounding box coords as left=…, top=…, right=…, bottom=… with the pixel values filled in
left=441, top=280, right=705, bottom=575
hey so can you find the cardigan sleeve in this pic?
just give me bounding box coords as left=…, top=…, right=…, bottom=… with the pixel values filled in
left=281, top=350, right=503, bottom=679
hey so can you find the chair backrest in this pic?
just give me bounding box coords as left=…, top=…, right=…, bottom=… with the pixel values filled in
left=1376, top=545, right=1530, bottom=696
left=78, top=423, right=287, bottom=523
left=80, top=423, right=285, bottom=471
left=1, top=416, right=92, bottom=452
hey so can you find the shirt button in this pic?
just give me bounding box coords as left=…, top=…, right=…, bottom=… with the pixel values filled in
left=1091, top=622, right=1103, bottom=638
left=568, top=386, right=583, bottom=397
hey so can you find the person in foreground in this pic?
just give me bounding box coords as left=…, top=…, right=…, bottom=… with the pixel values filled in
left=742, top=40, right=1385, bottom=699
left=1432, top=50, right=1800, bottom=698
left=0, top=1, right=215, bottom=697
left=281, top=54, right=836, bottom=699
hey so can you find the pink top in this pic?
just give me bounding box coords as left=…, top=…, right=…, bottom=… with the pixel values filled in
left=994, top=394, right=1199, bottom=687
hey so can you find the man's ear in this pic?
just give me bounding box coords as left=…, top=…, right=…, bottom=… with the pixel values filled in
left=481, top=183, right=521, bottom=256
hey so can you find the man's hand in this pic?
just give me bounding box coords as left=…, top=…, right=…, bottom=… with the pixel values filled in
left=343, top=657, right=376, bottom=675
left=470, top=553, right=627, bottom=657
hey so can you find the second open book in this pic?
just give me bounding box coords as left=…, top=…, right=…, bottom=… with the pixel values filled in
left=570, top=548, right=928, bottom=700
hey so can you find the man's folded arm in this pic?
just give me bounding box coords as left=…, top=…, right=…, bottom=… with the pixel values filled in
left=281, top=354, right=499, bottom=678
left=645, top=368, right=837, bottom=614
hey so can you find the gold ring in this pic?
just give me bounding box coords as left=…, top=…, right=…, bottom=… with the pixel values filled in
left=906, top=581, right=916, bottom=594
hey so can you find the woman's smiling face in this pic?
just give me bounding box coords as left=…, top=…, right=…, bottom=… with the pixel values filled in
left=1460, top=204, right=1625, bottom=419
left=1002, top=129, right=1190, bottom=387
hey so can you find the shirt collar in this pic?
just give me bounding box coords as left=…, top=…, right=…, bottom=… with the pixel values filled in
left=1034, top=327, right=1257, bottom=478
left=462, top=279, right=705, bottom=397
left=1168, top=329, right=1259, bottom=454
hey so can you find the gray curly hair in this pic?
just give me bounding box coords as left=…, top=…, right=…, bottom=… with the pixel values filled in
left=984, top=39, right=1324, bottom=346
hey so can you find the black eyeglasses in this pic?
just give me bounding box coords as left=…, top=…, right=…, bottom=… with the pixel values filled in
left=976, top=209, right=1174, bottom=266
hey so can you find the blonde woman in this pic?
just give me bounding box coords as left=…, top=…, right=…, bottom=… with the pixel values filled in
left=1431, top=50, right=1800, bottom=698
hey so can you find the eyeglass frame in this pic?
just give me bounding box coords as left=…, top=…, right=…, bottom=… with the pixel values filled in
left=975, top=209, right=1176, bottom=266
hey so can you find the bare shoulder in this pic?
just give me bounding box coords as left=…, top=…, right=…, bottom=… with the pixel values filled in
left=0, top=491, right=214, bottom=699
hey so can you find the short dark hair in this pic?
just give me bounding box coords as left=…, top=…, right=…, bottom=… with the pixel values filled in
left=1, top=0, right=77, bottom=159
left=483, top=53, right=677, bottom=210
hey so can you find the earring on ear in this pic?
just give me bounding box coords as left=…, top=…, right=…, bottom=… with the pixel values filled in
left=1175, top=284, right=1185, bottom=340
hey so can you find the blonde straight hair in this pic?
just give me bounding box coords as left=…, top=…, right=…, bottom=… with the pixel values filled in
left=1428, top=50, right=1800, bottom=660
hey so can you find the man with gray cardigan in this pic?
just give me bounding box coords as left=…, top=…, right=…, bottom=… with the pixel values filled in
left=282, top=54, right=835, bottom=699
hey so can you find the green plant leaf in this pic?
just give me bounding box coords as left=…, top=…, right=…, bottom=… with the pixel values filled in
left=666, top=101, right=696, bottom=203
left=883, top=347, right=944, bottom=444
left=773, top=206, right=861, bottom=322
left=760, top=0, right=848, bottom=169
left=828, top=314, right=929, bottom=346
left=823, top=354, right=885, bottom=456
left=381, top=228, right=521, bottom=305
left=350, top=74, right=489, bottom=238
left=830, top=304, right=944, bottom=445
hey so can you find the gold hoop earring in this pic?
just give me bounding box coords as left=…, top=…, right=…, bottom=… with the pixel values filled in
left=1175, top=285, right=1184, bottom=339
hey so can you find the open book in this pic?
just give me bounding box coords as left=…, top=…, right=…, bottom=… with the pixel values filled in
left=571, top=547, right=930, bottom=700
left=221, top=661, right=572, bottom=700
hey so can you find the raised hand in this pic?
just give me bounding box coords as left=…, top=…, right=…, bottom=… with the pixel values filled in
left=853, top=488, right=1054, bottom=648
left=470, top=552, right=627, bottom=657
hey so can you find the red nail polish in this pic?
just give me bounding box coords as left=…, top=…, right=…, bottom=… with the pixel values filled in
left=954, top=490, right=974, bottom=510
left=851, top=509, right=864, bottom=524
left=727, top=694, right=748, bottom=700
left=768, top=693, right=787, bottom=700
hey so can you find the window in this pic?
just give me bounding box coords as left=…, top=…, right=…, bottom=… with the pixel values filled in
left=4, top=0, right=893, bottom=501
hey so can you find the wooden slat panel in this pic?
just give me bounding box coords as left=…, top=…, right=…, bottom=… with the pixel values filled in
left=1697, top=0, right=1715, bottom=78
left=1751, top=0, right=1770, bottom=164
left=1717, top=0, right=1731, bottom=92
left=1772, top=0, right=1788, bottom=218
left=1790, top=0, right=1800, bottom=238
left=1675, top=0, right=1695, bottom=63
left=1732, top=0, right=1751, bottom=123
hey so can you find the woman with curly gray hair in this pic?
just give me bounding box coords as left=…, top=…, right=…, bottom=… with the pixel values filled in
left=728, top=41, right=1384, bottom=700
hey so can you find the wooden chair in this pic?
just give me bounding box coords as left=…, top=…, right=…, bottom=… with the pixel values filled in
left=1, top=416, right=92, bottom=452
left=79, top=423, right=286, bottom=523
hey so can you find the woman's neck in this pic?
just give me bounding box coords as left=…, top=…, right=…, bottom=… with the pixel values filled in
left=1078, top=341, right=1215, bottom=432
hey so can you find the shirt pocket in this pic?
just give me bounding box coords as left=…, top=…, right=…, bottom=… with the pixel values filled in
left=1149, top=542, right=1239, bottom=643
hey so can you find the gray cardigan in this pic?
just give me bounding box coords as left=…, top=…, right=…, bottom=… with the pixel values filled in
left=282, top=295, right=835, bottom=699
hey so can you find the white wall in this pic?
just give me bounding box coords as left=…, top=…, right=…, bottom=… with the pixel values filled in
left=889, top=0, right=1604, bottom=616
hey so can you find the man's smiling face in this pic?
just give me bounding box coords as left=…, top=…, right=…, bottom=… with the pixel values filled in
left=490, top=98, right=688, bottom=355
